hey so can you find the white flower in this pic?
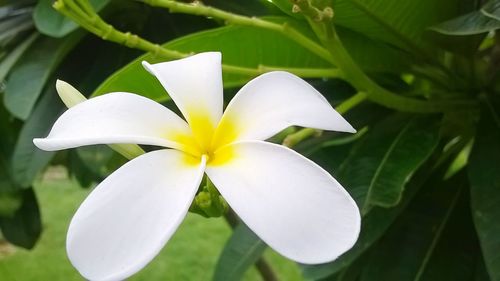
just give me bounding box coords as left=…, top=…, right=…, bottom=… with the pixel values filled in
left=34, top=52, right=360, bottom=281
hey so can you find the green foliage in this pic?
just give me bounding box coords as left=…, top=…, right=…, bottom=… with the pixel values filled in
left=330, top=0, right=460, bottom=55
left=360, top=172, right=477, bottom=281
left=1, top=0, right=499, bottom=280
left=468, top=100, right=500, bottom=281
left=336, top=114, right=440, bottom=212
left=11, top=83, right=63, bottom=187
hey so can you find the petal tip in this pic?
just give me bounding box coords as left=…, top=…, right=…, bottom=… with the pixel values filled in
left=33, top=138, right=49, bottom=151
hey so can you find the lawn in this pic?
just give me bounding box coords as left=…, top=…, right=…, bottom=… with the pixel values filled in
left=0, top=173, right=302, bottom=281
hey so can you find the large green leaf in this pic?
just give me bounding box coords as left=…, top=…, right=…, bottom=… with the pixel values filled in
left=468, top=99, right=500, bottom=281
left=33, top=0, right=110, bottom=37
left=11, top=81, right=63, bottom=187
left=93, top=19, right=411, bottom=102
left=336, top=114, right=440, bottom=213
left=212, top=223, right=266, bottom=281
left=332, top=0, right=461, bottom=55
left=3, top=32, right=82, bottom=120
left=430, top=10, right=500, bottom=36
left=0, top=187, right=41, bottom=249
left=92, top=21, right=330, bottom=101
left=360, top=173, right=478, bottom=281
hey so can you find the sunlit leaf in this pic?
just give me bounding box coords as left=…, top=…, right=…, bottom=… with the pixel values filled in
left=92, top=20, right=330, bottom=101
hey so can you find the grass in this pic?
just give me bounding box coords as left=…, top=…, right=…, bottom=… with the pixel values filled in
left=0, top=175, right=303, bottom=281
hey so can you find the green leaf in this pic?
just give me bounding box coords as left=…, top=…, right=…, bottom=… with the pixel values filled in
left=212, top=223, right=266, bottom=281
left=482, top=0, right=500, bottom=21
left=3, top=32, right=83, bottom=120
left=332, top=0, right=461, bottom=55
left=302, top=161, right=433, bottom=280
left=0, top=188, right=41, bottom=249
left=92, top=20, right=330, bottom=101
left=33, top=0, right=110, bottom=37
left=0, top=32, right=38, bottom=84
left=468, top=99, right=500, bottom=281
left=336, top=114, right=440, bottom=213
left=360, top=173, right=478, bottom=281
left=11, top=81, right=64, bottom=187
left=430, top=10, right=500, bottom=36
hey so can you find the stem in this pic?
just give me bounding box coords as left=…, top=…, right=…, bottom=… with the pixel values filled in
left=318, top=25, right=477, bottom=113
left=282, top=91, right=367, bottom=147
left=223, top=64, right=341, bottom=79
left=290, top=0, right=478, bottom=113
left=335, top=91, right=367, bottom=114
left=255, top=259, right=279, bottom=281
left=54, top=0, right=339, bottom=79
left=142, top=0, right=334, bottom=64
left=223, top=210, right=279, bottom=281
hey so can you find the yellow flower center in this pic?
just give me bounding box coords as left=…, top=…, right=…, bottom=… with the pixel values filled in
left=172, top=110, right=238, bottom=166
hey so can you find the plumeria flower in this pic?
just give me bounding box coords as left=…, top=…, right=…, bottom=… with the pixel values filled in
left=34, top=52, right=360, bottom=281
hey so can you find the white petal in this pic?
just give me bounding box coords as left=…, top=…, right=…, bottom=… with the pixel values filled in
left=142, top=52, right=223, bottom=129
left=206, top=141, right=360, bottom=264
left=214, top=71, right=355, bottom=145
left=67, top=149, right=206, bottom=281
left=33, top=92, right=191, bottom=151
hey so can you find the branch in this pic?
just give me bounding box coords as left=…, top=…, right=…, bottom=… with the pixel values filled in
left=142, top=0, right=334, bottom=64
left=53, top=0, right=339, bottom=79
